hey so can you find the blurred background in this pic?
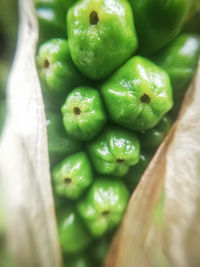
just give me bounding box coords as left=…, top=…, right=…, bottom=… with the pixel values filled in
left=0, top=0, right=18, bottom=133
left=0, top=0, right=18, bottom=266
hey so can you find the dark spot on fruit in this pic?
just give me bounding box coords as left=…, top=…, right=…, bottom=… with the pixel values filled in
left=43, top=59, right=50, bottom=69
left=89, top=11, right=99, bottom=25
left=117, top=159, right=125, bottom=163
left=74, top=107, right=81, bottom=115
left=101, top=210, right=110, bottom=216
left=141, top=94, right=151, bottom=104
left=64, top=178, right=72, bottom=184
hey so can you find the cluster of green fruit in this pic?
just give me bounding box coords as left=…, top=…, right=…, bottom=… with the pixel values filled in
left=35, top=0, right=200, bottom=266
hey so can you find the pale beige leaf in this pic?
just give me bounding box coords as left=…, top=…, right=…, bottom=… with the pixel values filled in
left=163, top=61, right=200, bottom=267
left=0, top=0, right=62, bottom=266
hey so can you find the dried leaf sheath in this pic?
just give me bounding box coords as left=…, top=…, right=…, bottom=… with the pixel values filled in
left=163, top=62, right=200, bottom=267
left=105, top=61, right=200, bottom=267
left=0, top=0, right=62, bottom=267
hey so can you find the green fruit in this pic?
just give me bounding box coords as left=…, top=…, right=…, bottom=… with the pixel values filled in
left=36, top=39, right=88, bottom=97
left=139, top=115, right=173, bottom=148
left=87, top=126, right=140, bottom=177
left=67, top=0, right=138, bottom=80
left=124, top=151, right=152, bottom=191
left=151, top=34, right=200, bottom=98
left=35, top=0, right=66, bottom=44
left=58, top=207, right=92, bottom=254
left=53, top=152, right=93, bottom=199
left=46, top=111, right=82, bottom=166
left=101, top=56, right=173, bottom=131
left=129, top=0, right=190, bottom=55
left=61, top=86, right=107, bottom=141
left=77, top=178, right=129, bottom=237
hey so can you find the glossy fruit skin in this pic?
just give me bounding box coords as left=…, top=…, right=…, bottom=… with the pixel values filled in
left=77, top=178, right=129, bottom=237
left=128, top=0, right=190, bottom=55
left=57, top=208, right=92, bottom=254
left=46, top=112, right=82, bottom=166
left=67, top=0, right=138, bottom=80
left=101, top=56, right=173, bottom=132
left=61, top=87, right=107, bottom=141
left=139, top=115, right=173, bottom=149
left=124, top=151, right=152, bottom=191
left=35, top=0, right=66, bottom=44
left=36, top=39, right=88, bottom=97
left=87, top=126, right=140, bottom=177
left=53, top=152, right=93, bottom=199
left=151, top=34, right=200, bottom=98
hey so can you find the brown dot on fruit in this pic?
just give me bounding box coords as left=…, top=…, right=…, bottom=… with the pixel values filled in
left=43, top=59, right=50, bottom=69
left=64, top=178, right=72, bottom=184
left=141, top=94, right=151, bottom=104
left=117, top=159, right=124, bottom=163
left=89, top=11, right=99, bottom=25
left=101, top=210, right=110, bottom=216
left=74, top=107, right=81, bottom=115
